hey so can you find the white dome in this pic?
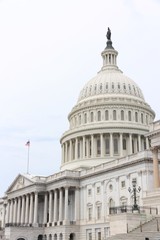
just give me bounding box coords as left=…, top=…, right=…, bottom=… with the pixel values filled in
left=78, top=69, right=145, bottom=103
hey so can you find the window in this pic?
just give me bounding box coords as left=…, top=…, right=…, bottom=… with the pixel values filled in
left=105, top=110, right=109, bottom=120
left=90, top=112, right=94, bottom=122
left=98, top=232, right=101, bottom=240
left=79, top=115, right=81, bottom=124
left=141, top=113, right=144, bottom=123
left=105, top=138, right=110, bottom=154
left=112, top=82, right=114, bottom=90
left=88, top=189, right=92, bottom=196
left=88, top=207, right=92, bottom=220
left=97, top=206, right=101, bottom=220
left=97, top=186, right=101, bottom=194
left=97, top=111, right=101, bottom=121
left=97, top=138, right=101, bottom=155
left=78, top=141, right=80, bottom=158
left=128, top=111, right=131, bottom=121
left=84, top=113, right=87, bottom=123
left=146, top=115, right=148, bottom=125
left=118, top=83, right=120, bottom=89
left=114, top=138, right=118, bottom=154
left=135, top=112, right=138, bottom=122
left=121, top=181, right=126, bottom=188
left=123, top=139, right=126, bottom=150
left=121, top=110, right=124, bottom=120
left=106, top=83, right=108, bottom=90
left=109, top=184, right=113, bottom=191
left=89, top=233, right=92, bottom=240
left=113, top=110, right=117, bottom=120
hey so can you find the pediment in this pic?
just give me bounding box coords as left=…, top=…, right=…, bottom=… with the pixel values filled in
left=7, top=174, right=34, bottom=193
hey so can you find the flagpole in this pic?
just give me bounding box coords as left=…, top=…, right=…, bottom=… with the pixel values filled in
left=25, top=141, right=30, bottom=174
left=27, top=144, right=30, bottom=174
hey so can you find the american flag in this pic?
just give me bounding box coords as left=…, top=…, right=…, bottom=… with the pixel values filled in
left=25, top=141, right=30, bottom=147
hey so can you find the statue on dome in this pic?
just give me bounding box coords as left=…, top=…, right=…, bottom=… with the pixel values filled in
left=107, top=27, right=111, bottom=41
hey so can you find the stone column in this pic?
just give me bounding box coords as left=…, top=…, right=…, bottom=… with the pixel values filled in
left=91, top=134, right=94, bottom=158
left=43, top=192, right=48, bottom=224
left=54, top=189, right=58, bottom=222
left=2, top=204, right=7, bottom=228
left=129, top=134, right=133, bottom=154
left=49, top=191, right=53, bottom=223
left=9, top=199, right=13, bottom=224
left=146, top=137, right=149, bottom=149
left=83, top=136, right=85, bottom=158
left=29, top=193, right=33, bottom=224
left=13, top=198, right=17, bottom=224
left=75, top=187, right=80, bottom=223
left=110, top=133, right=113, bottom=157
left=152, top=147, right=160, bottom=188
left=25, top=194, right=29, bottom=224
left=120, top=133, right=123, bottom=157
left=75, top=138, right=78, bottom=160
left=21, top=195, right=25, bottom=224
left=65, top=142, right=67, bottom=162
left=33, top=192, right=38, bottom=224
left=62, top=144, right=64, bottom=163
left=17, top=197, right=21, bottom=224
left=6, top=201, right=10, bottom=224
left=59, top=188, right=63, bottom=222
left=101, top=134, right=104, bottom=157
left=64, top=187, right=69, bottom=223
left=70, top=140, right=72, bottom=161
left=138, top=135, right=141, bottom=152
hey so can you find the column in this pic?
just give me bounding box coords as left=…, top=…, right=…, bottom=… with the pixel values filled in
left=138, top=135, right=141, bottom=152
left=86, top=137, right=89, bottom=157
left=129, top=134, right=133, bottom=154
left=69, top=140, right=72, bottom=161
left=75, top=187, right=80, bottom=222
left=17, top=197, right=21, bottom=224
left=54, top=189, right=58, bottom=222
left=101, top=134, right=104, bottom=157
left=146, top=137, right=149, bottom=149
left=2, top=204, right=7, bottom=228
left=75, top=138, right=78, bottom=160
left=13, top=198, right=17, bottom=224
left=110, top=133, right=113, bottom=157
left=9, top=199, right=13, bottom=223
left=91, top=134, right=94, bottom=158
left=25, top=194, right=29, bottom=224
left=43, top=192, right=48, bottom=224
left=59, top=188, right=63, bottom=222
left=83, top=136, right=85, bottom=158
left=29, top=193, right=33, bottom=224
left=152, top=147, right=160, bottom=188
left=64, top=187, right=69, bottom=222
left=62, top=144, right=64, bottom=163
left=49, top=191, right=53, bottom=223
left=65, top=142, right=67, bottom=162
left=6, top=201, right=10, bottom=224
left=33, top=192, right=38, bottom=224
left=120, top=133, right=123, bottom=157
left=21, top=195, right=25, bottom=224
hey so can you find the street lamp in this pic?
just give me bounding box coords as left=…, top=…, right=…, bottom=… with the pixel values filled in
left=128, top=179, right=141, bottom=212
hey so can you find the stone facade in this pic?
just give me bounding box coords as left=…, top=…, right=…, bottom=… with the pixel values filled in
left=0, top=31, right=160, bottom=240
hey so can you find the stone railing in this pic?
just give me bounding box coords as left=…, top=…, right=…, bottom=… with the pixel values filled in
left=109, top=205, right=158, bottom=215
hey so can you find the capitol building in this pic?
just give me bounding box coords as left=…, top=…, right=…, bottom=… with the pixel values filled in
left=0, top=29, right=160, bottom=240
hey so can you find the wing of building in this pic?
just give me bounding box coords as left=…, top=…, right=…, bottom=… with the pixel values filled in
left=0, top=29, right=160, bottom=240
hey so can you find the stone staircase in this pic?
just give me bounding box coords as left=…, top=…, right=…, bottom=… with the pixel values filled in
left=107, top=217, right=160, bottom=240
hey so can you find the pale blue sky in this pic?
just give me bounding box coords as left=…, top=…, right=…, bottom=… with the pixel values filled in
left=0, top=0, right=160, bottom=196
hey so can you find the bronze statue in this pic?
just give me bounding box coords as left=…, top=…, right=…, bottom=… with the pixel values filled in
left=107, top=27, right=111, bottom=41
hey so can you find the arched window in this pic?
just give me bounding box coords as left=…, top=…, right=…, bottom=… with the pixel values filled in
left=128, top=111, right=131, bottom=121
left=49, top=234, right=52, bottom=240
left=113, top=110, right=117, bottom=120
left=84, top=113, right=87, bottom=123
left=141, top=113, right=144, bottom=123
left=59, top=234, right=63, bottom=240
left=90, top=112, right=94, bottom=122
left=121, top=110, right=124, bottom=120
left=146, top=115, right=148, bottom=125
left=135, top=112, right=138, bottom=122
left=54, top=234, right=58, bottom=240
left=105, top=110, right=109, bottom=120
left=79, top=115, right=81, bottom=125
left=97, top=111, right=101, bottom=121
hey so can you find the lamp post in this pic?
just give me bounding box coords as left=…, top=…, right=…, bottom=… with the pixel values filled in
left=128, top=179, right=141, bottom=212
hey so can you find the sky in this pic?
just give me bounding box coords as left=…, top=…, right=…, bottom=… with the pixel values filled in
left=0, top=0, right=160, bottom=197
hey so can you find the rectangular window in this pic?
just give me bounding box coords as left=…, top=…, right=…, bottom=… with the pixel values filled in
left=89, top=232, right=92, bottom=240
left=97, top=206, right=101, bottom=220
left=97, top=186, right=100, bottom=194
left=97, top=138, right=101, bottom=155
left=121, top=181, right=125, bottom=188
left=105, top=138, right=110, bottom=154
left=98, top=232, right=101, bottom=240
left=114, top=138, right=118, bottom=154
left=88, top=189, right=92, bottom=196
left=88, top=207, right=92, bottom=220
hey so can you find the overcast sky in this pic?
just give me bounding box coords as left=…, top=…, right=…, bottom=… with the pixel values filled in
left=0, top=0, right=160, bottom=197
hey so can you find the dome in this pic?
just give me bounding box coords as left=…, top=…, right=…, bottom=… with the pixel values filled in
left=78, top=70, right=145, bottom=103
